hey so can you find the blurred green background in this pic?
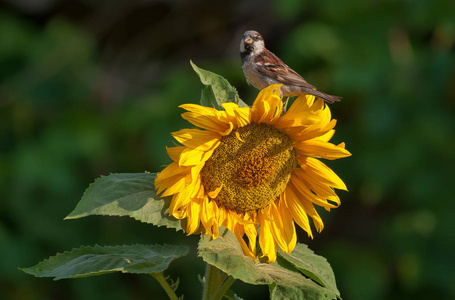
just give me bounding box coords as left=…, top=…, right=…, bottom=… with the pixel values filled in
left=1, top=0, right=454, bottom=299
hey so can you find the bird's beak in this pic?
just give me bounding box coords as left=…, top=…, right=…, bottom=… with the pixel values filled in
left=244, top=37, right=253, bottom=44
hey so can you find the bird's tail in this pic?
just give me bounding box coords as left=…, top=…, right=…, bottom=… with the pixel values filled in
left=304, top=88, right=342, bottom=104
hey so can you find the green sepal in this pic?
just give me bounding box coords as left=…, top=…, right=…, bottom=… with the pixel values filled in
left=66, top=173, right=183, bottom=231
left=20, top=244, right=189, bottom=280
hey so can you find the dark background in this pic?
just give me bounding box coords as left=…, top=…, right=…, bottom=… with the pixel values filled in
left=1, top=0, right=454, bottom=299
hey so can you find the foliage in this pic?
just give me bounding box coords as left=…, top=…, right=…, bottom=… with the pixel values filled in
left=190, top=61, right=248, bottom=109
left=21, top=244, right=189, bottom=280
left=199, top=228, right=340, bottom=299
left=66, top=173, right=182, bottom=230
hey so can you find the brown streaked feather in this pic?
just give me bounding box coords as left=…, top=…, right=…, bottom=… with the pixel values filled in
left=254, top=50, right=317, bottom=89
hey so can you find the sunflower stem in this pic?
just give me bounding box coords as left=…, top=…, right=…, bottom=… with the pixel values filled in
left=150, top=272, right=180, bottom=300
left=202, top=263, right=216, bottom=300
left=218, top=272, right=229, bottom=285
left=213, top=276, right=236, bottom=300
left=202, top=263, right=234, bottom=300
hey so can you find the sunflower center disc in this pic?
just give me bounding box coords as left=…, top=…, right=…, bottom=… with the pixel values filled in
left=201, top=122, right=297, bottom=213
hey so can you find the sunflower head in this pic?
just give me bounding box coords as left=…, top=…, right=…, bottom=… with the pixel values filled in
left=201, top=121, right=297, bottom=213
left=155, top=84, right=351, bottom=262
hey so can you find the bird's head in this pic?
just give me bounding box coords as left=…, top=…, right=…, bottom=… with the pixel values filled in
left=240, top=30, right=265, bottom=56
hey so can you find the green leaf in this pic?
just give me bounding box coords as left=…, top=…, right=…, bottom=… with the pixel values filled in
left=198, top=227, right=338, bottom=300
left=190, top=60, right=248, bottom=109
left=278, top=244, right=340, bottom=298
left=21, top=244, right=189, bottom=280
left=200, top=85, right=218, bottom=109
left=66, top=173, right=183, bottom=231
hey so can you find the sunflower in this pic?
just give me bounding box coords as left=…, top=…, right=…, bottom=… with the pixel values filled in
left=155, top=84, right=351, bottom=262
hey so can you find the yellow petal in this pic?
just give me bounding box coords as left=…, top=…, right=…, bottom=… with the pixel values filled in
left=182, top=103, right=235, bottom=135
left=243, top=220, right=258, bottom=256
left=266, top=94, right=284, bottom=124
left=179, top=146, right=215, bottom=166
left=233, top=107, right=252, bottom=127
left=172, top=128, right=221, bottom=151
left=171, top=205, right=187, bottom=219
left=234, top=225, right=257, bottom=261
left=303, top=94, right=317, bottom=107
left=169, top=175, right=202, bottom=215
left=155, top=162, right=188, bottom=182
left=283, top=185, right=313, bottom=238
left=314, top=129, right=335, bottom=142
left=267, top=202, right=289, bottom=253
left=221, top=102, right=241, bottom=123
left=235, top=130, right=245, bottom=142
left=179, top=147, right=204, bottom=166
left=290, top=119, right=337, bottom=142
left=179, top=103, right=219, bottom=115
left=251, top=84, right=282, bottom=123
left=170, top=192, right=190, bottom=217
left=310, top=99, right=326, bottom=117
left=166, top=146, right=185, bottom=162
left=299, top=157, right=348, bottom=190
left=200, top=197, right=218, bottom=237
left=221, top=209, right=235, bottom=232
left=318, top=102, right=332, bottom=125
left=159, top=175, right=186, bottom=197
left=294, top=165, right=339, bottom=199
left=181, top=111, right=233, bottom=135
left=258, top=209, right=277, bottom=263
left=155, top=162, right=190, bottom=195
left=186, top=196, right=203, bottom=235
left=276, top=95, right=319, bottom=129
left=277, top=197, right=297, bottom=253
left=189, top=162, right=205, bottom=185
left=290, top=174, right=339, bottom=210
left=295, top=140, right=352, bottom=160
left=289, top=183, right=324, bottom=232
left=206, top=183, right=223, bottom=199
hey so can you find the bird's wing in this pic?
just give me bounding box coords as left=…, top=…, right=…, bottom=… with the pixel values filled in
left=254, top=50, right=317, bottom=89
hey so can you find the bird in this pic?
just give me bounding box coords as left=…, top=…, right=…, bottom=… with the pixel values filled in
left=240, top=30, right=342, bottom=104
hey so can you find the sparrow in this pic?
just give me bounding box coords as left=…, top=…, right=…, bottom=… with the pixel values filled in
left=240, top=30, right=342, bottom=104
